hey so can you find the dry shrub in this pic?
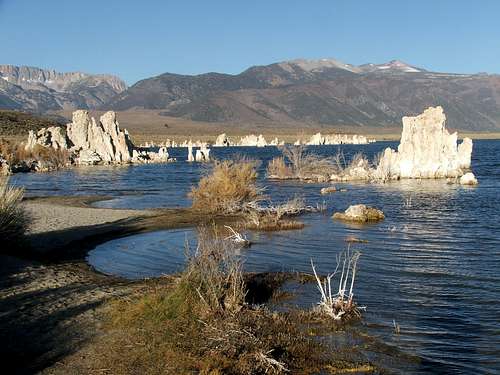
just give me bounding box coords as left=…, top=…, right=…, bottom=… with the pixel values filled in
left=311, top=246, right=362, bottom=322
left=269, top=146, right=379, bottom=182
left=0, top=138, right=20, bottom=164
left=269, top=145, right=341, bottom=181
left=346, top=152, right=370, bottom=171
left=28, top=144, right=71, bottom=169
left=0, top=138, right=70, bottom=170
left=246, top=210, right=305, bottom=231
left=244, top=197, right=318, bottom=231
left=267, top=156, right=293, bottom=179
left=0, top=177, right=30, bottom=244
left=184, top=227, right=246, bottom=315
left=190, top=159, right=264, bottom=214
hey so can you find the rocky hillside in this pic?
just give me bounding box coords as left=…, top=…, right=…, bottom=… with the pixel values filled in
left=0, top=65, right=127, bottom=113
left=105, top=59, right=500, bottom=131
left=0, top=110, right=67, bottom=136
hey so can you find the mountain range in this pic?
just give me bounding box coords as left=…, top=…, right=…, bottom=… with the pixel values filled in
left=2, top=59, right=500, bottom=131
left=0, top=65, right=127, bottom=113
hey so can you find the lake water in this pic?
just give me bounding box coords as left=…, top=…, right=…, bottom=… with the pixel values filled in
left=11, top=141, right=500, bottom=374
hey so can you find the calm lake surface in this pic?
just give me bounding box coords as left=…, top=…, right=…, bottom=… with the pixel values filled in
left=11, top=140, right=500, bottom=374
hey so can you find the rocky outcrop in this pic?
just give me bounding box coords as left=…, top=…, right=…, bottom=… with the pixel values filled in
left=459, top=172, right=478, bottom=185
left=214, top=133, right=232, bottom=147
left=66, top=110, right=134, bottom=164
left=187, top=145, right=195, bottom=162
left=238, top=134, right=268, bottom=147
left=320, top=186, right=337, bottom=195
left=0, top=157, right=11, bottom=175
left=23, top=110, right=172, bottom=167
left=333, top=205, right=385, bottom=223
left=374, top=106, right=473, bottom=180
left=295, top=133, right=371, bottom=146
left=26, top=126, right=68, bottom=150
left=0, top=65, right=127, bottom=112
left=195, top=144, right=211, bottom=162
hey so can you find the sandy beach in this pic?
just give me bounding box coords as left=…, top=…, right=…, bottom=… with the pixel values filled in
left=23, top=201, right=150, bottom=234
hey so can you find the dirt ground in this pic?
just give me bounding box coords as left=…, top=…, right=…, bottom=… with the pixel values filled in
left=0, top=196, right=232, bottom=374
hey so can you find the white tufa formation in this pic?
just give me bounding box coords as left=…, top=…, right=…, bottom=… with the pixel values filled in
left=237, top=134, right=268, bottom=147
left=459, top=172, right=478, bottom=185
left=375, top=106, right=473, bottom=179
left=305, top=132, right=370, bottom=145
left=24, top=110, right=171, bottom=165
left=195, top=144, right=211, bottom=162
left=214, top=133, right=232, bottom=147
left=187, top=144, right=195, bottom=162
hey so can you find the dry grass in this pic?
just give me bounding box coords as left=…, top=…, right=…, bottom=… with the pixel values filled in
left=244, top=197, right=322, bottom=231
left=245, top=211, right=305, bottom=231
left=95, top=227, right=367, bottom=374
left=267, top=156, right=294, bottom=179
left=0, top=138, right=70, bottom=171
left=190, top=158, right=264, bottom=214
left=0, top=177, right=30, bottom=244
left=184, top=227, right=246, bottom=315
left=268, top=145, right=341, bottom=181
left=268, top=146, right=382, bottom=182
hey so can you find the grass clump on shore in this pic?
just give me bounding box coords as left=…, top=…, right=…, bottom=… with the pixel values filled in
left=98, top=228, right=358, bottom=374
left=0, top=138, right=70, bottom=172
left=190, top=159, right=325, bottom=232
left=190, top=158, right=263, bottom=214
left=0, top=177, right=29, bottom=244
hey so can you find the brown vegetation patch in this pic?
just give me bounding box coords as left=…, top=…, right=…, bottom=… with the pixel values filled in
left=245, top=214, right=305, bottom=231
left=190, top=158, right=263, bottom=214
left=0, top=138, right=70, bottom=172
left=0, top=177, right=30, bottom=245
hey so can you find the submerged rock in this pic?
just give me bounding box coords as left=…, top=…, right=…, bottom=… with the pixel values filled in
left=320, top=186, right=337, bottom=195
left=375, top=106, right=473, bottom=179
left=459, top=172, right=478, bottom=185
left=333, top=204, right=385, bottom=223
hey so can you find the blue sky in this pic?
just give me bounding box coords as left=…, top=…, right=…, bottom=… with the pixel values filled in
left=1, top=0, right=498, bottom=84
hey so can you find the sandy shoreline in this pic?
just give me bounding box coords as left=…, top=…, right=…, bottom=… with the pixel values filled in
left=23, top=201, right=151, bottom=235
left=1, top=198, right=165, bottom=373
left=0, top=196, right=239, bottom=373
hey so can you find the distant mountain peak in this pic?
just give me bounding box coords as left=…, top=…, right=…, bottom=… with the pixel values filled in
left=359, top=60, right=423, bottom=73
left=0, top=64, right=127, bottom=112
left=280, top=58, right=361, bottom=73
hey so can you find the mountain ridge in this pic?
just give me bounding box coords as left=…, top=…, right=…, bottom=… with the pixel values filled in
left=103, top=58, right=500, bottom=130
left=0, top=65, right=127, bottom=113
left=1, top=59, right=499, bottom=131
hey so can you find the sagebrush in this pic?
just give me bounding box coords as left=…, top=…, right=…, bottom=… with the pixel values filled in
left=190, top=159, right=264, bottom=214
left=0, top=177, right=29, bottom=244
